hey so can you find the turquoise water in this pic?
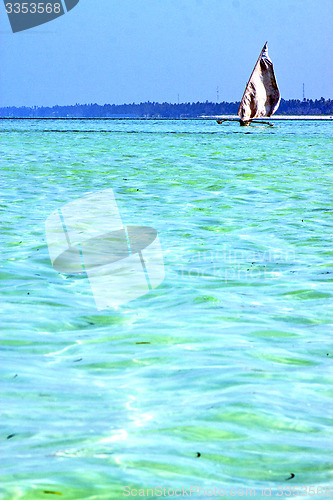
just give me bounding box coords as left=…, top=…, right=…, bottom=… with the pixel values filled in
left=1, top=119, right=333, bottom=499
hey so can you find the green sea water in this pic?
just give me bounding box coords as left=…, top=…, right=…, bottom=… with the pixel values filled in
left=1, top=119, right=333, bottom=499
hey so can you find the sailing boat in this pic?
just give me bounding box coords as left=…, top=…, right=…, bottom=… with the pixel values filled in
left=218, top=42, right=280, bottom=126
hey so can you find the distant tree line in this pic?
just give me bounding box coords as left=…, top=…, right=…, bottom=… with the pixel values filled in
left=1, top=98, right=332, bottom=118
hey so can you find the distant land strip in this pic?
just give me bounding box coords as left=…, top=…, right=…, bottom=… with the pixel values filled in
left=1, top=99, right=332, bottom=118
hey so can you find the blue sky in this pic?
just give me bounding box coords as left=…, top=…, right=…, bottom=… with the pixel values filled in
left=0, top=0, right=332, bottom=106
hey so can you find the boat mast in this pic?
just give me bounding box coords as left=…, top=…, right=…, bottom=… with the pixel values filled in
left=237, top=42, right=268, bottom=116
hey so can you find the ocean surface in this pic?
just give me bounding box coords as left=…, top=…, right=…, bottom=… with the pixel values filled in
left=1, top=118, right=333, bottom=499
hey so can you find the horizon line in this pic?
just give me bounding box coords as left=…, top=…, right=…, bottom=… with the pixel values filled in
left=1, top=97, right=332, bottom=109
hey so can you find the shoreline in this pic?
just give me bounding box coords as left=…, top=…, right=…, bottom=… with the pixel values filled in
left=1, top=115, right=333, bottom=120
left=203, top=115, right=333, bottom=120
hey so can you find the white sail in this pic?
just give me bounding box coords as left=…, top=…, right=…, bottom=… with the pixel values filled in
left=238, top=43, right=280, bottom=123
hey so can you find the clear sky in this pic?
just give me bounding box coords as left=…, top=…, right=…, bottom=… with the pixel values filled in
left=0, top=0, right=332, bottom=107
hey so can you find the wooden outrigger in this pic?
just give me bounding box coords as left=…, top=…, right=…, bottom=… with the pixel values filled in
left=216, top=118, right=273, bottom=127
